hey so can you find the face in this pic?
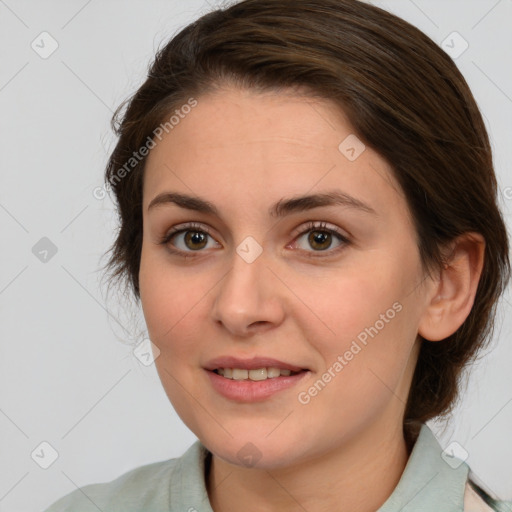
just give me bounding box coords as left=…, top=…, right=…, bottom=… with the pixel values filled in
left=139, top=86, right=430, bottom=469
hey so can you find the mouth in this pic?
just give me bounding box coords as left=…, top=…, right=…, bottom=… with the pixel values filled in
left=204, top=356, right=308, bottom=374
left=211, top=367, right=305, bottom=380
left=203, top=356, right=310, bottom=401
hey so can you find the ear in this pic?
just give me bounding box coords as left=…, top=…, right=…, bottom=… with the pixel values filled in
left=418, top=232, right=485, bottom=342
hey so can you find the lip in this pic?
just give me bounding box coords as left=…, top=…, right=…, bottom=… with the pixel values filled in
left=203, top=356, right=308, bottom=372
left=205, top=368, right=310, bottom=402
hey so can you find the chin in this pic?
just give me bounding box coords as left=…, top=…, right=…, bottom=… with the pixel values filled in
left=202, top=434, right=310, bottom=470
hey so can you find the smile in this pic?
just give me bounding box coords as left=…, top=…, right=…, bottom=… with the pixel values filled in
left=206, top=368, right=310, bottom=402
left=213, top=367, right=301, bottom=380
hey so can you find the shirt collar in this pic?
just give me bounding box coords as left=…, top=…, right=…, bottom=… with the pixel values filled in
left=175, top=423, right=469, bottom=512
left=378, top=423, right=469, bottom=511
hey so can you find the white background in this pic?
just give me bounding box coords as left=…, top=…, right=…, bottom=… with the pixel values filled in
left=1, top=1, right=511, bottom=510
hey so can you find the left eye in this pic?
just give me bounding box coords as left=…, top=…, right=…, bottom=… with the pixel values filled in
left=292, top=222, right=349, bottom=253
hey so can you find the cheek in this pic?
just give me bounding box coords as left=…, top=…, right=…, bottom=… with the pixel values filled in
left=139, top=249, right=213, bottom=363
left=295, top=298, right=413, bottom=436
left=140, top=246, right=186, bottom=335
left=295, top=256, right=416, bottom=391
left=293, top=260, right=406, bottom=349
left=139, top=255, right=209, bottom=426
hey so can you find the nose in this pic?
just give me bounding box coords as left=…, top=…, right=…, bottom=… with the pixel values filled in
left=210, top=246, right=286, bottom=337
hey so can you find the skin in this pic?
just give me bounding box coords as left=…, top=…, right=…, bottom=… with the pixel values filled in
left=138, top=85, right=485, bottom=512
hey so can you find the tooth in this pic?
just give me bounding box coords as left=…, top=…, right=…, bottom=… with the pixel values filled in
left=232, top=368, right=249, bottom=380
left=249, top=368, right=267, bottom=381
left=218, top=367, right=299, bottom=380
left=267, top=367, right=281, bottom=378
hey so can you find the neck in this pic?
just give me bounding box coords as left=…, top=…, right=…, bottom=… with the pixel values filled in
left=206, top=419, right=411, bottom=512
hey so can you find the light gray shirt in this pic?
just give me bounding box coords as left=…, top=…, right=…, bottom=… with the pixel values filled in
left=43, top=423, right=511, bottom=511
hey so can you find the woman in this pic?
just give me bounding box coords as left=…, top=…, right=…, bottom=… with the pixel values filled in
left=44, top=0, right=511, bottom=510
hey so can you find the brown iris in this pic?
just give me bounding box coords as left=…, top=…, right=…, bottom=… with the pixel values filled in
left=308, top=230, right=332, bottom=250
left=184, top=231, right=208, bottom=250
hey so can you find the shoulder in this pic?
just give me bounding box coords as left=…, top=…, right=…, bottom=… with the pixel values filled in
left=381, top=423, right=511, bottom=511
left=42, top=442, right=206, bottom=512
left=465, top=479, right=512, bottom=512
left=42, top=458, right=178, bottom=512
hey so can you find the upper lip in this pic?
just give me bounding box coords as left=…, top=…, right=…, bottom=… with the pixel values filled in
left=204, top=356, right=307, bottom=372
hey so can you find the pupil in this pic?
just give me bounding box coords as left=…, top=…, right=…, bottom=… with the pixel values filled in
left=186, top=231, right=207, bottom=250
left=309, top=230, right=331, bottom=250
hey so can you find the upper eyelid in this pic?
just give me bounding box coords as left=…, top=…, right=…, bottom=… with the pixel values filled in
left=291, top=220, right=347, bottom=239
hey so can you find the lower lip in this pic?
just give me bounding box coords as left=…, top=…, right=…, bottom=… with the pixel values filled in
left=206, top=369, right=310, bottom=402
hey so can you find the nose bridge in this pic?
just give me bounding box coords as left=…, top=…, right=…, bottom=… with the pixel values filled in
left=211, top=239, right=284, bottom=334
left=219, top=242, right=268, bottom=308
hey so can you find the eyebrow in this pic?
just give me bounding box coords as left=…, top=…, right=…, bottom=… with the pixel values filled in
left=147, top=190, right=377, bottom=217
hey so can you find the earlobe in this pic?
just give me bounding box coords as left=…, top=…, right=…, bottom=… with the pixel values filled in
left=418, top=233, right=485, bottom=342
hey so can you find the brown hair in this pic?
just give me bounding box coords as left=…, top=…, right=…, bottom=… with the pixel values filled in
left=101, top=0, right=510, bottom=446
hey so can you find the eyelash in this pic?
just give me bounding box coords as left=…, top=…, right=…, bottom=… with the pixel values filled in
left=159, top=221, right=351, bottom=259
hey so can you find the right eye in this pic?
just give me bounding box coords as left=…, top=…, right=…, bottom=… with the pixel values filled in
left=160, top=222, right=221, bottom=254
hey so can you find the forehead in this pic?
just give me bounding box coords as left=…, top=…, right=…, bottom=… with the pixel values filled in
left=142, top=87, right=407, bottom=221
